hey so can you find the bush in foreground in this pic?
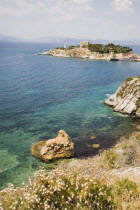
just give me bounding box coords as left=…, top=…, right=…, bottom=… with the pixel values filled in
left=1, top=131, right=140, bottom=209
left=0, top=169, right=115, bottom=210
left=1, top=167, right=139, bottom=210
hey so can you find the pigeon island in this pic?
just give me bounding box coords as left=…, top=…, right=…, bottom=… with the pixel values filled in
left=39, top=41, right=140, bottom=62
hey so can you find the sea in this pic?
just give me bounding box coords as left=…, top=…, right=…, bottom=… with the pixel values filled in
left=0, top=42, right=140, bottom=189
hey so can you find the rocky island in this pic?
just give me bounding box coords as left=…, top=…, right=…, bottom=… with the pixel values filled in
left=31, top=130, right=74, bottom=161
left=39, top=41, right=140, bottom=62
left=105, top=76, right=140, bottom=117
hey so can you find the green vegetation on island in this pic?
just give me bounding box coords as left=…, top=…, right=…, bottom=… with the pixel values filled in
left=56, top=45, right=79, bottom=50
left=56, top=43, right=132, bottom=54
left=39, top=41, right=140, bottom=61
left=125, top=76, right=140, bottom=82
left=87, top=43, right=132, bottom=54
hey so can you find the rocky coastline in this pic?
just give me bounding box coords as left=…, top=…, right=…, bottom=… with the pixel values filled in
left=38, top=44, right=140, bottom=62
left=1, top=128, right=140, bottom=209
left=31, top=76, right=140, bottom=165
left=105, top=76, right=140, bottom=117
left=1, top=71, right=140, bottom=208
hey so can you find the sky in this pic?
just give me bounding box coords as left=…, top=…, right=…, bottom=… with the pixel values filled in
left=0, top=0, right=140, bottom=40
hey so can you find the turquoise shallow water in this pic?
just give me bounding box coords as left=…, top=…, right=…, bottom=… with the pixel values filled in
left=0, top=42, right=140, bottom=189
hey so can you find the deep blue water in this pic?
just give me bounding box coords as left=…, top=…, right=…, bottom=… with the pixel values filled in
left=0, top=42, right=140, bottom=189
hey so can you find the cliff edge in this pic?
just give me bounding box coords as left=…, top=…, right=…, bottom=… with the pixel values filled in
left=104, top=76, right=140, bottom=117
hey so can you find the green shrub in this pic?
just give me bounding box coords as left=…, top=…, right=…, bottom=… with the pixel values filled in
left=126, top=76, right=140, bottom=83
left=125, top=77, right=133, bottom=82
left=0, top=169, right=116, bottom=210
left=105, top=150, right=118, bottom=168
left=136, top=100, right=140, bottom=108
left=88, top=43, right=132, bottom=54
left=56, top=47, right=65, bottom=50
left=117, top=90, right=124, bottom=98
left=115, top=179, right=138, bottom=197
left=136, top=133, right=140, bottom=140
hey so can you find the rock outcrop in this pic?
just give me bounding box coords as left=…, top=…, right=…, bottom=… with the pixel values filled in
left=38, top=47, right=140, bottom=62
left=104, top=76, right=140, bottom=117
left=31, top=130, right=74, bottom=161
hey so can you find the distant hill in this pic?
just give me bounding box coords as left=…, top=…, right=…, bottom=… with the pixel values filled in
left=31, top=37, right=140, bottom=46
left=0, top=35, right=140, bottom=45
left=113, top=39, right=140, bottom=46
left=34, top=37, right=140, bottom=45
left=0, top=35, right=26, bottom=42
left=34, top=37, right=111, bottom=45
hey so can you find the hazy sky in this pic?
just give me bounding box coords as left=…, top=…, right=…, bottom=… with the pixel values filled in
left=0, top=0, right=140, bottom=40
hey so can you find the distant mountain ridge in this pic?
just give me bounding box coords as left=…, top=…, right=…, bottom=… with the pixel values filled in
left=34, top=37, right=140, bottom=45
left=0, top=35, right=140, bottom=45
left=0, top=35, right=26, bottom=42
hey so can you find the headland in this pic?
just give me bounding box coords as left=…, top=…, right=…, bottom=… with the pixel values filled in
left=105, top=76, right=140, bottom=117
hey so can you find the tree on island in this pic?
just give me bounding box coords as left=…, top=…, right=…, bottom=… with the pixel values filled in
left=88, top=43, right=132, bottom=54
left=56, top=43, right=132, bottom=54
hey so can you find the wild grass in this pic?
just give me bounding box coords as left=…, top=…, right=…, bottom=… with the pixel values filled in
left=0, top=169, right=115, bottom=210
left=1, top=131, right=140, bottom=209
left=103, top=131, right=140, bottom=169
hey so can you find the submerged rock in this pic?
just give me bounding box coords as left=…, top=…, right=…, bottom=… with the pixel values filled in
left=31, top=130, right=74, bottom=161
left=91, top=136, right=96, bottom=140
left=92, top=144, right=100, bottom=149
left=104, top=76, right=140, bottom=117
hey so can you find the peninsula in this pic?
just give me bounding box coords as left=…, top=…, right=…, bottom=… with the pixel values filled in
left=105, top=76, right=140, bottom=117
left=39, top=41, right=140, bottom=61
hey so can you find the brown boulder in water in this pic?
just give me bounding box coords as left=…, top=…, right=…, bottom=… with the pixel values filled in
left=31, top=130, right=74, bottom=161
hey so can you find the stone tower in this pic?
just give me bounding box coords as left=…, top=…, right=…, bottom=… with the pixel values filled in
left=80, top=41, right=90, bottom=48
